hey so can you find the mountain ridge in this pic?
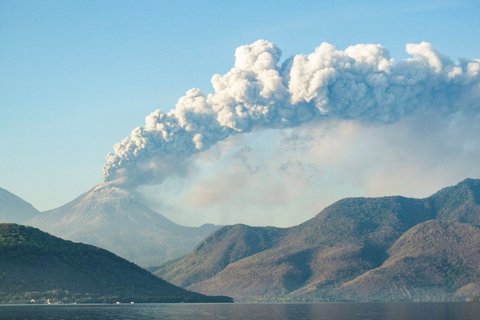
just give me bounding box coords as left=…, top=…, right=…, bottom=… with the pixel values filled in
left=154, top=178, right=480, bottom=302
left=0, top=187, right=39, bottom=224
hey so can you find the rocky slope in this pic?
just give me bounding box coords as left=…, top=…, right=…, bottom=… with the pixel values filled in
left=154, top=178, right=480, bottom=302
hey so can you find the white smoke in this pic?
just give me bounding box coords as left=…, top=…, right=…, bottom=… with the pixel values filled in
left=141, top=112, right=480, bottom=227
left=104, top=40, right=480, bottom=186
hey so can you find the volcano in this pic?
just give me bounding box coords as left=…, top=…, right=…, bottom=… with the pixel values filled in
left=28, top=183, right=218, bottom=267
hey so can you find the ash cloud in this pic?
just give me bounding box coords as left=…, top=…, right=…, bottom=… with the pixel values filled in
left=104, top=40, right=480, bottom=186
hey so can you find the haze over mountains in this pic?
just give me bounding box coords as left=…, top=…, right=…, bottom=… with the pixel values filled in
left=154, top=178, right=480, bottom=302
left=0, top=184, right=218, bottom=267
left=2, top=178, right=480, bottom=302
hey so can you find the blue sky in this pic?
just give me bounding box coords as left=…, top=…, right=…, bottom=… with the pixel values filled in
left=1, top=1, right=479, bottom=225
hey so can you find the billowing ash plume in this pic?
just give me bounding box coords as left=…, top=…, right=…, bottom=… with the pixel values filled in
left=104, top=40, right=480, bottom=186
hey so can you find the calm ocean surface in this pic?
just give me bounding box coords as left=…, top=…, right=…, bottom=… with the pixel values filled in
left=0, top=303, right=479, bottom=320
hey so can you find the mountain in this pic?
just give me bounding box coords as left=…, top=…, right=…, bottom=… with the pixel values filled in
left=0, top=223, right=232, bottom=304
left=0, top=187, right=39, bottom=223
left=335, top=220, right=480, bottom=301
left=154, top=178, right=480, bottom=302
left=28, top=183, right=218, bottom=267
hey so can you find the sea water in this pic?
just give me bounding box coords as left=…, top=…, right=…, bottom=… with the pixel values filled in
left=0, top=302, right=478, bottom=320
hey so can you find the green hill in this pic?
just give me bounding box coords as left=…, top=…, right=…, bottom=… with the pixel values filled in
left=0, top=223, right=232, bottom=304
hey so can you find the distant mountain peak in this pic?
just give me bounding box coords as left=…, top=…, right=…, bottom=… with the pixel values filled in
left=437, top=178, right=480, bottom=195
left=458, top=177, right=480, bottom=186
left=0, top=187, right=39, bottom=224
left=27, top=183, right=219, bottom=267
left=456, top=178, right=480, bottom=195
left=79, top=182, right=138, bottom=203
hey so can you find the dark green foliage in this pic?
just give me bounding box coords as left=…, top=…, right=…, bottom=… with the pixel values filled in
left=0, top=224, right=232, bottom=304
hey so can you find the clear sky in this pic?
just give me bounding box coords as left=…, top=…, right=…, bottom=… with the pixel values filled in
left=1, top=0, right=479, bottom=226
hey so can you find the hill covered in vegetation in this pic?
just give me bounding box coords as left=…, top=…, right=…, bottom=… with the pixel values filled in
left=0, top=223, right=232, bottom=304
